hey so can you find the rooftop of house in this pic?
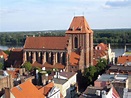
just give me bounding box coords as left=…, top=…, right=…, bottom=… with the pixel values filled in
left=96, top=74, right=128, bottom=82
left=11, top=80, right=45, bottom=98
left=117, top=55, right=131, bottom=65
left=0, top=49, right=8, bottom=59
left=59, top=71, right=76, bottom=79
left=53, top=72, right=76, bottom=85
left=79, top=85, right=120, bottom=98
left=66, top=16, right=93, bottom=34
left=24, top=36, right=69, bottom=50
left=53, top=78, right=67, bottom=85
left=123, top=51, right=131, bottom=56
left=108, top=65, right=131, bottom=72
left=37, top=82, right=55, bottom=96
left=93, top=49, right=107, bottom=59
left=95, top=43, right=108, bottom=51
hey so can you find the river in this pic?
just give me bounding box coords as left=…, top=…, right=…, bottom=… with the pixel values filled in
left=0, top=45, right=131, bottom=57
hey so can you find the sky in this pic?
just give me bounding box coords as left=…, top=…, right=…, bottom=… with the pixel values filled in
left=0, top=0, right=131, bottom=31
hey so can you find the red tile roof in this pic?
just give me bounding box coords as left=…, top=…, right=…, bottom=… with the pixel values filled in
left=93, top=49, right=107, bottom=59
left=0, top=50, right=8, bottom=59
left=11, top=80, right=45, bottom=98
left=24, top=36, right=69, bottom=50
left=117, top=56, right=131, bottom=65
left=96, top=43, right=108, bottom=51
left=38, top=82, right=54, bottom=96
left=69, top=52, right=80, bottom=66
left=66, top=16, right=93, bottom=34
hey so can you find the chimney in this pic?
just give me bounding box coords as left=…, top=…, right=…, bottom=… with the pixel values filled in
left=4, top=88, right=10, bottom=98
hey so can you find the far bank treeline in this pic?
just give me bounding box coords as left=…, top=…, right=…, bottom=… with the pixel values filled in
left=0, top=29, right=131, bottom=46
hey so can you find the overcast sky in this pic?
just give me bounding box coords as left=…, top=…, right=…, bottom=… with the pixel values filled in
left=0, top=0, right=131, bottom=31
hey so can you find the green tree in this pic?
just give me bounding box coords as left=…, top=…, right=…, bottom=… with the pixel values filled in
left=84, top=66, right=97, bottom=84
left=23, top=62, right=32, bottom=72
left=0, top=63, right=4, bottom=70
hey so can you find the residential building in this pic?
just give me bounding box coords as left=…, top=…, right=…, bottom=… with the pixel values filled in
left=94, top=43, right=115, bottom=65
left=117, top=55, right=131, bottom=66
left=94, top=74, right=128, bottom=88
left=53, top=71, right=77, bottom=98
left=0, top=70, right=13, bottom=91
left=11, top=80, right=45, bottom=98
left=79, top=85, right=120, bottom=98
left=10, top=79, right=61, bottom=98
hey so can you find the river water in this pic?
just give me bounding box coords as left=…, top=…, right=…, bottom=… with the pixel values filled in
left=0, top=45, right=131, bottom=57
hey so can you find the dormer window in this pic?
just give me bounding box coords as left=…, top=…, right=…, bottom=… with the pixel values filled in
left=76, top=27, right=81, bottom=31
left=68, top=27, right=73, bottom=31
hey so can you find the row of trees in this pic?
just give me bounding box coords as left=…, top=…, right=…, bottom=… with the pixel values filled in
left=0, top=29, right=131, bottom=46
left=94, top=29, right=131, bottom=44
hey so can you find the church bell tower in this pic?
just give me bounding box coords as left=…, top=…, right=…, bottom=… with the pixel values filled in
left=66, top=16, right=93, bottom=68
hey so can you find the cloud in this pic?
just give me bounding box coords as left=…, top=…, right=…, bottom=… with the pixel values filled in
left=104, top=0, right=131, bottom=8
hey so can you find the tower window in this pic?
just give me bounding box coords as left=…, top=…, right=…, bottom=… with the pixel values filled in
left=74, top=37, right=78, bottom=48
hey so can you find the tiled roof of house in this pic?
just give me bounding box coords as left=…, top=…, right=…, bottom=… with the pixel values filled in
left=117, top=56, right=131, bottom=65
left=38, top=82, right=54, bottom=96
left=96, top=43, right=108, bottom=51
left=66, top=16, right=93, bottom=34
left=69, top=52, right=80, bottom=66
left=109, top=65, right=131, bottom=72
left=0, top=50, right=8, bottom=59
left=24, top=36, right=69, bottom=50
left=11, top=80, right=45, bottom=98
left=93, top=49, right=107, bottom=59
left=79, top=86, right=103, bottom=98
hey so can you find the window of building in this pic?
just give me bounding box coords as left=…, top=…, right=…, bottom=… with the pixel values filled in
left=74, top=37, right=78, bottom=48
